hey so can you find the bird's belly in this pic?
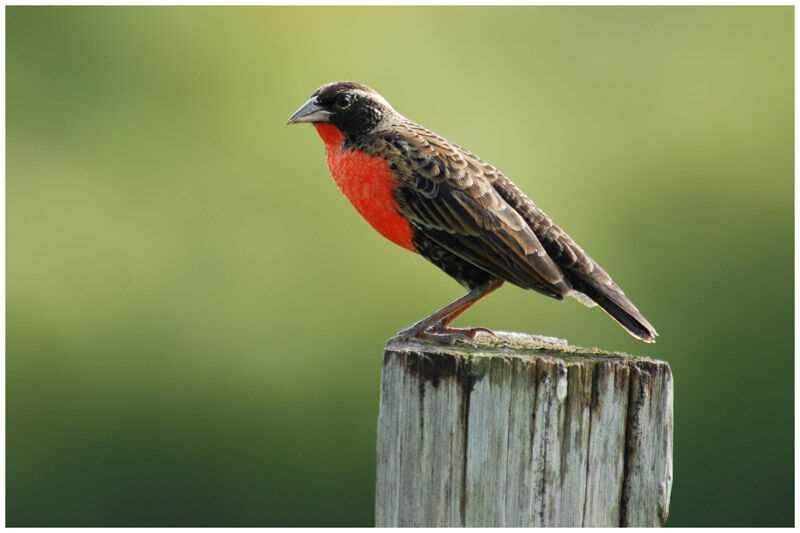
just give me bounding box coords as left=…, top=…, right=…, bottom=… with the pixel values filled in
left=317, top=126, right=415, bottom=252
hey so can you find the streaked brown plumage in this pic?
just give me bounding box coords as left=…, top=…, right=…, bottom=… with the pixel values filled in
left=287, top=81, right=658, bottom=344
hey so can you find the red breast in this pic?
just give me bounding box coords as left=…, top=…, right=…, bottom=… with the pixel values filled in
left=314, top=123, right=416, bottom=252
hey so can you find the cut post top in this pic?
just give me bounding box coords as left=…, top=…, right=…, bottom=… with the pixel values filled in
left=385, top=330, right=661, bottom=368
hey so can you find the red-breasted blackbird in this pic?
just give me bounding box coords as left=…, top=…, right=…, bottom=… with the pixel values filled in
left=287, top=81, right=657, bottom=344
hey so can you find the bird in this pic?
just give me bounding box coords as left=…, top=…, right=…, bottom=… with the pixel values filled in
left=287, top=81, right=657, bottom=345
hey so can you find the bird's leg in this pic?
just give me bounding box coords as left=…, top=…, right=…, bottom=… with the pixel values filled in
left=429, top=279, right=503, bottom=339
left=396, top=279, right=504, bottom=345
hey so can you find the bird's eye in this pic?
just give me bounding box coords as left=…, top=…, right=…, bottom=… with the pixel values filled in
left=336, top=94, right=353, bottom=109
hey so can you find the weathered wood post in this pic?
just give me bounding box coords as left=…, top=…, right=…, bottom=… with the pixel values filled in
left=375, top=331, right=673, bottom=527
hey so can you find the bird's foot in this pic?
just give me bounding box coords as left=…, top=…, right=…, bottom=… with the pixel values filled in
left=431, top=323, right=497, bottom=340
left=394, top=324, right=497, bottom=345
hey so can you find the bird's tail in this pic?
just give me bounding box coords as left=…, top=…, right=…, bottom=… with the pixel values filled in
left=574, top=276, right=658, bottom=343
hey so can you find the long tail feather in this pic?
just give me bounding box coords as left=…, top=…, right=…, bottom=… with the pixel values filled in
left=573, top=277, right=658, bottom=342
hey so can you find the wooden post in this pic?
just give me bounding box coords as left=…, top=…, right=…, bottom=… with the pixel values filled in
left=375, top=331, right=673, bottom=527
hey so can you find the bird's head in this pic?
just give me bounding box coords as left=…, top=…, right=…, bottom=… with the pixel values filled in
left=286, top=81, right=396, bottom=136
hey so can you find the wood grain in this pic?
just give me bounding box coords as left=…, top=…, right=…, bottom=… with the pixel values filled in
left=375, top=332, right=673, bottom=527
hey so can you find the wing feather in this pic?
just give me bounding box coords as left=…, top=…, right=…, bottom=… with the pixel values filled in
left=366, top=117, right=656, bottom=341
left=384, top=122, right=571, bottom=298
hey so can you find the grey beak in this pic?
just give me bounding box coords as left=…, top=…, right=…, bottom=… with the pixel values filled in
left=286, top=97, right=332, bottom=125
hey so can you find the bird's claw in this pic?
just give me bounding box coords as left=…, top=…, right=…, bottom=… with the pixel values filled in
left=394, top=324, right=497, bottom=345
left=433, top=325, right=498, bottom=340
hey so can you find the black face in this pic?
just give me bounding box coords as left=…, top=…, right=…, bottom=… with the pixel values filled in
left=312, top=82, right=385, bottom=136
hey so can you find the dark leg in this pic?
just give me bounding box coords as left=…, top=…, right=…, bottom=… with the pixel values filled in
left=396, top=279, right=504, bottom=345
left=430, top=279, right=503, bottom=337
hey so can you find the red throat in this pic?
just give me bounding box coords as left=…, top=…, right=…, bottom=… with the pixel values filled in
left=314, top=123, right=415, bottom=252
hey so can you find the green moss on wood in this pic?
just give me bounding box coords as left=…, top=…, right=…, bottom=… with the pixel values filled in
left=386, top=331, right=658, bottom=384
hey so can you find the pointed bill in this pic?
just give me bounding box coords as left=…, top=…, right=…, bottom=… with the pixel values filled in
left=286, top=97, right=332, bottom=125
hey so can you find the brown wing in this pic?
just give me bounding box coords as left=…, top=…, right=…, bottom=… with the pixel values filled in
left=384, top=121, right=572, bottom=299
left=380, top=120, right=657, bottom=341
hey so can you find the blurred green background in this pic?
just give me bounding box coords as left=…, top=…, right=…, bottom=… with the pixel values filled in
left=7, top=6, right=793, bottom=527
